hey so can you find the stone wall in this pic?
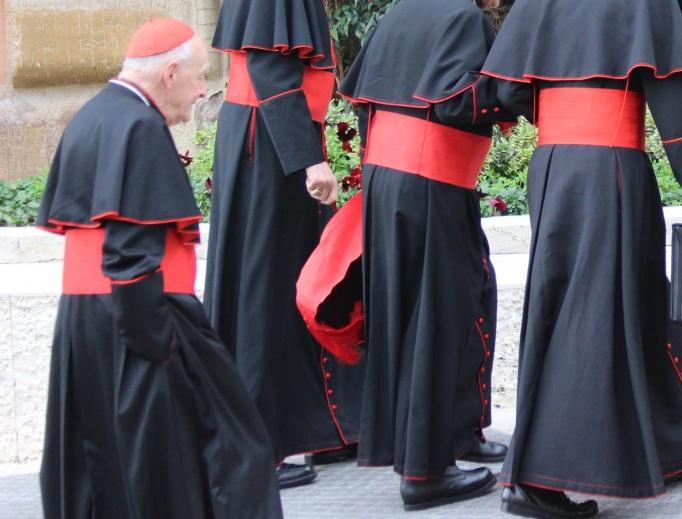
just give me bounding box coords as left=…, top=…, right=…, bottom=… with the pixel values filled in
left=0, top=0, right=227, bottom=182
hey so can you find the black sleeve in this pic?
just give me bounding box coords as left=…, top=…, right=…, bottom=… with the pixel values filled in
left=432, top=75, right=517, bottom=126
left=357, top=104, right=370, bottom=161
left=496, top=80, right=536, bottom=123
left=102, top=220, right=176, bottom=364
left=246, top=49, right=326, bottom=175
left=641, top=69, right=682, bottom=186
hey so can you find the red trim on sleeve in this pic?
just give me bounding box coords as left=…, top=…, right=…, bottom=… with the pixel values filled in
left=663, top=136, right=682, bottom=145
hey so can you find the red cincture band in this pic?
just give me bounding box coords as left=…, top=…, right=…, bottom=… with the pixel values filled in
left=62, top=228, right=196, bottom=295
left=364, top=110, right=492, bottom=189
left=538, top=88, right=646, bottom=150
left=225, top=50, right=335, bottom=124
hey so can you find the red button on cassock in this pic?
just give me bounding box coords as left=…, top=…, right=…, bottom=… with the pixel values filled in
left=332, top=405, right=338, bottom=410
left=326, top=373, right=331, bottom=378
left=328, top=389, right=333, bottom=394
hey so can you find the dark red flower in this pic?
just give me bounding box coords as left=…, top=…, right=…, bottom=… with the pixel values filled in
left=342, top=141, right=353, bottom=153
left=477, top=189, right=487, bottom=199
left=337, top=122, right=357, bottom=142
left=205, top=177, right=212, bottom=199
left=179, top=150, right=193, bottom=166
left=489, top=196, right=508, bottom=212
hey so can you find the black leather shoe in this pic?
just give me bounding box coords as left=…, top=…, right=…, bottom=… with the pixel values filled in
left=304, top=444, right=358, bottom=465
left=400, top=466, right=497, bottom=511
left=276, top=463, right=317, bottom=489
left=460, top=437, right=508, bottom=463
left=501, top=484, right=598, bottom=519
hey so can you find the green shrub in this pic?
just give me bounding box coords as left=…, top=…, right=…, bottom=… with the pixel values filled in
left=0, top=169, right=47, bottom=226
left=325, top=100, right=362, bottom=206
left=185, top=122, right=216, bottom=222
left=478, top=119, right=535, bottom=216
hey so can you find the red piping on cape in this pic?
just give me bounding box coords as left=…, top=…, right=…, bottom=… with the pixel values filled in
left=338, top=77, right=480, bottom=108
left=663, top=136, right=682, bottom=145
left=212, top=45, right=335, bottom=70
left=43, top=216, right=201, bottom=246
left=480, top=63, right=682, bottom=84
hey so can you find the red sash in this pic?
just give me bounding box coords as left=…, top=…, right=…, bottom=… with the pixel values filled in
left=63, top=228, right=196, bottom=295
left=225, top=50, right=335, bottom=124
left=538, top=88, right=646, bottom=150
left=364, top=110, right=492, bottom=189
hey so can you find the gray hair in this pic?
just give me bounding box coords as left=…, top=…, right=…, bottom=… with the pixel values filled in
left=122, top=40, right=193, bottom=76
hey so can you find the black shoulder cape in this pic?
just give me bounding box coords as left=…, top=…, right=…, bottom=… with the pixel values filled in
left=482, top=0, right=682, bottom=82
left=37, top=83, right=201, bottom=243
left=338, top=0, right=495, bottom=107
left=212, top=0, right=335, bottom=69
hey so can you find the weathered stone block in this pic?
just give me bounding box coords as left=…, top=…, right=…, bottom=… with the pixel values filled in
left=10, top=295, right=58, bottom=462
left=0, top=0, right=7, bottom=87
left=0, top=295, right=18, bottom=464
left=491, top=287, right=524, bottom=410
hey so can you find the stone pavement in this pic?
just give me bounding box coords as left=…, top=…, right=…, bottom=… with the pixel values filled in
left=3, top=425, right=682, bottom=519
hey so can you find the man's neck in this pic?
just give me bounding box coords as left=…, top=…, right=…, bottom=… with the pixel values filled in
left=117, top=71, right=168, bottom=120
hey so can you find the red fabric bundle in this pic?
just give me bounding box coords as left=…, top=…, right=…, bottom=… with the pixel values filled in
left=296, top=193, right=364, bottom=364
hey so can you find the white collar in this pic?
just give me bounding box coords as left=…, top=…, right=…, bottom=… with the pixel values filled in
left=109, top=80, right=151, bottom=107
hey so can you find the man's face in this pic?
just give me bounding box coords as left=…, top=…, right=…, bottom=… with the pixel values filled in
left=165, top=36, right=210, bottom=126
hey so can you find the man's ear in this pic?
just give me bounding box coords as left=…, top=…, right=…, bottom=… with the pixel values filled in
left=162, top=61, right=179, bottom=89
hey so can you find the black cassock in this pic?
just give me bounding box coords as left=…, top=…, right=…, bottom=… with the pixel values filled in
left=37, top=82, right=282, bottom=519
left=339, top=0, right=513, bottom=479
left=206, top=0, right=365, bottom=462
left=483, top=0, right=682, bottom=499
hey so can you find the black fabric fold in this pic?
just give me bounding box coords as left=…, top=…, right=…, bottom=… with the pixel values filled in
left=111, top=273, right=176, bottom=364
left=247, top=49, right=326, bottom=174
left=37, top=83, right=201, bottom=241
left=338, top=0, right=495, bottom=107
left=483, top=0, right=682, bottom=81
left=212, top=0, right=335, bottom=69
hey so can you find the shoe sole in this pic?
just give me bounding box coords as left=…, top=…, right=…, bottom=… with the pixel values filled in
left=459, top=454, right=507, bottom=463
left=501, top=499, right=598, bottom=519
left=278, top=472, right=318, bottom=490
left=403, top=476, right=497, bottom=512
left=304, top=453, right=358, bottom=466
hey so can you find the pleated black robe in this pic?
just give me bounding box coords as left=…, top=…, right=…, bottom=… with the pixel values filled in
left=482, top=0, right=682, bottom=499
left=206, top=0, right=365, bottom=462
left=338, top=0, right=513, bottom=479
left=37, top=82, right=283, bottom=519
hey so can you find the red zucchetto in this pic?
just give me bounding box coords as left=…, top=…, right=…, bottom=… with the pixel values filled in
left=126, top=18, right=195, bottom=58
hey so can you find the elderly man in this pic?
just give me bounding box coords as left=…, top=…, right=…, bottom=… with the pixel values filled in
left=37, top=19, right=283, bottom=519
left=205, top=0, right=366, bottom=489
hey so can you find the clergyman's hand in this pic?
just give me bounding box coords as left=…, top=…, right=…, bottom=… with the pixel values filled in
left=305, top=162, right=338, bottom=205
